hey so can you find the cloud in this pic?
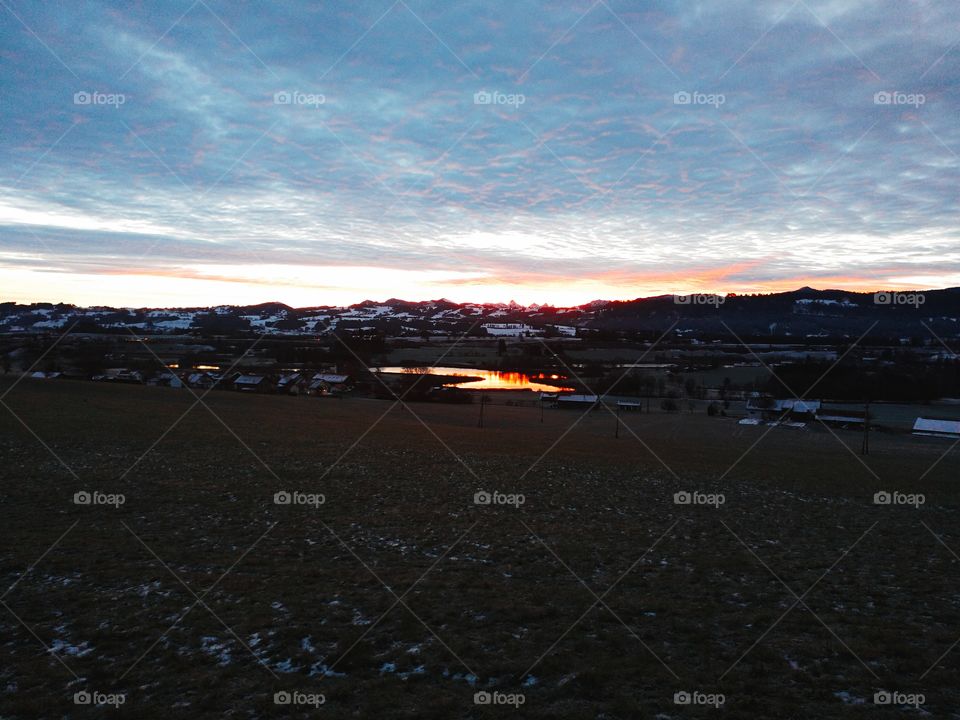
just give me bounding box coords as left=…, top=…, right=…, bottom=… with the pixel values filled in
left=0, top=0, right=958, bottom=305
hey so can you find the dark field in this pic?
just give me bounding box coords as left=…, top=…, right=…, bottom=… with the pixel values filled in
left=1, top=377, right=959, bottom=718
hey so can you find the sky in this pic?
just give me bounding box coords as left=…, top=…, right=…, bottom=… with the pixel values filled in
left=0, top=0, right=958, bottom=308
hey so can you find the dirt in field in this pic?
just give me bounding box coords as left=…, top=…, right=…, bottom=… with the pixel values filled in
left=1, top=378, right=958, bottom=718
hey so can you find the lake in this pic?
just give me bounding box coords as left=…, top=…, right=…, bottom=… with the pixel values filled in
left=374, top=366, right=574, bottom=392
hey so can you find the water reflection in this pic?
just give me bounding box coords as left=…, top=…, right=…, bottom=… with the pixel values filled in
left=375, top=366, right=573, bottom=392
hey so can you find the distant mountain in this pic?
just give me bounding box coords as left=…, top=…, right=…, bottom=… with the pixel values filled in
left=1, top=288, right=958, bottom=342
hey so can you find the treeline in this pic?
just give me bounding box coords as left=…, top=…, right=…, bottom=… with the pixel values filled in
left=766, top=360, right=960, bottom=401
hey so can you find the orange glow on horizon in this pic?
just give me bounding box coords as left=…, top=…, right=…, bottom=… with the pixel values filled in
left=0, top=263, right=953, bottom=309
left=378, top=367, right=574, bottom=392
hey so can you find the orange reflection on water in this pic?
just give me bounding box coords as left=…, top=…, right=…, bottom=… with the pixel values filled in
left=376, top=366, right=573, bottom=392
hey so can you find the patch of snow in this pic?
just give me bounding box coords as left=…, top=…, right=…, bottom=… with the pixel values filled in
left=200, top=636, right=232, bottom=666
left=834, top=690, right=866, bottom=705
left=274, top=658, right=300, bottom=673
left=49, top=639, right=94, bottom=657
left=309, top=662, right=346, bottom=678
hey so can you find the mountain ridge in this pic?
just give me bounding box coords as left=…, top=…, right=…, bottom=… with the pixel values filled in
left=2, top=287, right=958, bottom=342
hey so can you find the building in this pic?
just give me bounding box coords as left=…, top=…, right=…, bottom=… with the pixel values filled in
left=308, top=373, right=352, bottom=395
left=99, top=368, right=143, bottom=383
left=481, top=323, right=542, bottom=337
left=913, top=417, right=960, bottom=439
left=817, top=407, right=868, bottom=427
left=277, top=372, right=308, bottom=395
left=185, top=371, right=221, bottom=390
left=745, top=396, right=821, bottom=421
left=556, top=394, right=599, bottom=408
left=233, top=374, right=272, bottom=392
left=147, top=372, right=182, bottom=388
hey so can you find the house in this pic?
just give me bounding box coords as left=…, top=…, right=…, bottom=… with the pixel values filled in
left=147, top=372, right=183, bottom=388
left=277, top=372, right=308, bottom=395
left=102, top=368, right=143, bottom=383
left=481, top=322, right=543, bottom=337
left=785, top=400, right=820, bottom=422
left=185, top=372, right=220, bottom=390
left=308, top=373, right=352, bottom=395
left=233, top=374, right=272, bottom=392
left=745, top=396, right=821, bottom=421
left=913, top=417, right=960, bottom=439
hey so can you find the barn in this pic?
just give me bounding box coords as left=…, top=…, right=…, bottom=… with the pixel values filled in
left=913, top=417, right=960, bottom=439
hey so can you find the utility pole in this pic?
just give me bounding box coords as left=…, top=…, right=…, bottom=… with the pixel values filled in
left=615, top=401, right=621, bottom=438
left=861, top=399, right=870, bottom=455
left=478, top=394, right=485, bottom=429
left=540, top=395, right=544, bottom=423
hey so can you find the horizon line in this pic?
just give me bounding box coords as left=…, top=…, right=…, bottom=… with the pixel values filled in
left=4, top=285, right=955, bottom=311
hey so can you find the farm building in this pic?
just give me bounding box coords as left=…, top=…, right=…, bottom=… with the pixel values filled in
left=185, top=371, right=220, bottom=390
left=746, top=396, right=821, bottom=421
left=308, top=373, right=352, bottom=395
left=556, top=394, right=599, bottom=408
left=147, top=372, right=182, bottom=388
left=481, top=322, right=541, bottom=337
left=912, top=417, right=960, bottom=439
left=817, top=407, right=868, bottom=427
left=99, top=368, right=143, bottom=384
left=277, top=372, right=308, bottom=395
left=233, top=374, right=272, bottom=392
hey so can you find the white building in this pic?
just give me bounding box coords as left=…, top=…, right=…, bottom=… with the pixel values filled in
left=913, top=417, right=960, bottom=439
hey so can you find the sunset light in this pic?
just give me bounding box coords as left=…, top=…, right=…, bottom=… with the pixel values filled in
left=2, top=3, right=959, bottom=716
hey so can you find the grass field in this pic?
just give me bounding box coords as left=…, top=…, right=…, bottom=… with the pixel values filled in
left=1, top=377, right=959, bottom=718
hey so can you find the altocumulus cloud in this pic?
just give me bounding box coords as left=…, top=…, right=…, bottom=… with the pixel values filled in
left=0, top=0, right=958, bottom=305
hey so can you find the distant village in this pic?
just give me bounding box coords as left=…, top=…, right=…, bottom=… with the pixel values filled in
left=20, top=362, right=960, bottom=442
